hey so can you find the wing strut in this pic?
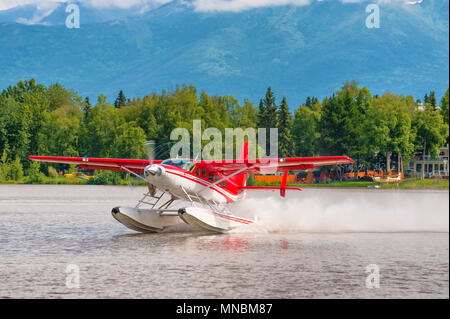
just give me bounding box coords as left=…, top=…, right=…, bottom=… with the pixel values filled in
left=121, top=166, right=147, bottom=182
left=198, top=165, right=254, bottom=193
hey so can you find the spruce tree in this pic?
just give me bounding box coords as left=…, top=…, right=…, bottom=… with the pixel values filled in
left=114, top=90, right=126, bottom=108
left=263, top=87, right=278, bottom=129
left=305, top=96, right=312, bottom=108
left=277, top=97, right=295, bottom=157
left=82, top=97, right=91, bottom=119
left=429, top=91, right=437, bottom=110
left=257, top=99, right=266, bottom=128
left=261, top=87, right=278, bottom=155
left=441, top=88, right=449, bottom=125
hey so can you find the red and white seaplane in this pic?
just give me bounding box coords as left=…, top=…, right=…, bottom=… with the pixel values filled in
left=29, top=142, right=353, bottom=233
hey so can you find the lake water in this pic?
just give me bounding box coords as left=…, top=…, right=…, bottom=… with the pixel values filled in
left=0, top=184, right=448, bottom=298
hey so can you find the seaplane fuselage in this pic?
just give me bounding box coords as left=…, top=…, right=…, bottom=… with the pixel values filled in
left=144, top=159, right=244, bottom=204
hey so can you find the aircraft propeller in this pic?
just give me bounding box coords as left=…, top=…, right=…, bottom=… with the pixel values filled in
left=144, top=140, right=156, bottom=166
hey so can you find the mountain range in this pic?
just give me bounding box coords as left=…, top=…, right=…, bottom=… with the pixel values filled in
left=0, top=0, right=448, bottom=107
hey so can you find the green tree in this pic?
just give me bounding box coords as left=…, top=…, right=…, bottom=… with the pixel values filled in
left=229, top=99, right=257, bottom=129
left=82, top=96, right=92, bottom=119
left=80, top=95, right=124, bottom=157
left=37, top=105, right=83, bottom=157
left=257, top=99, right=265, bottom=128
left=305, top=96, right=312, bottom=108
left=262, top=87, right=278, bottom=129
left=363, top=93, right=416, bottom=172
left=441, top=88, right=449, bottom=126
left=46, top=83, right=79, bottom=111
left=0, top=149, right=8, bottom=181
left=128, top=96, right=160, bottom=140
left=114, top=90, right=126, bottom=108
left=97, top=93, right=108, bottom=107
left=199, top=91, right=223, bottom=129
left=0, top=95, right=31, bottom=163
left=258, top=87, right=278, bottom=156
left=292, top=101, right=321, bottom=156
left=412, top=106, right=448, bottom=158
left=277, top=97, right=295, bottom=157
left=26, top=161, right=44, bottom=183
left=319, top=94, right=347, bottom=156
left=0, top=79, right=82, bottom=172
left=9, top=156, right=24, bottom=181
left=320, top=81, right=373, bottom=178
left=430, top=91, right=437, bottom=110
left=111, top=122, right=147, bottom=159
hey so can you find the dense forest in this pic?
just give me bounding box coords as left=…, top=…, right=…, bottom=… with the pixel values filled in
left=0, top=79, right=448, bottom=182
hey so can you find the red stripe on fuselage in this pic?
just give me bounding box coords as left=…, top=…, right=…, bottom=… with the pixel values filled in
left=161, top=164, right=241, bottom=196
left=164, top=169, right=238, bottom=203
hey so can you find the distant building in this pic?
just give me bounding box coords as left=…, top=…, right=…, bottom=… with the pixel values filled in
left=409, top=145, right=449, bottom=178
left=417, top=102, right=441, bottom=111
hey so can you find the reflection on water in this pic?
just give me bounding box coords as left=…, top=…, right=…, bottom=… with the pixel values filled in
left=0, top=185, right=448, bottom=298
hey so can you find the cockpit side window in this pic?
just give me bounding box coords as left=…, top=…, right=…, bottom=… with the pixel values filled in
left=167, top=159, right=196, bottom=172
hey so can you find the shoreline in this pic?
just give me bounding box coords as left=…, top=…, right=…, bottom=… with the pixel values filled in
left=1, top=181, right=448, bottom=190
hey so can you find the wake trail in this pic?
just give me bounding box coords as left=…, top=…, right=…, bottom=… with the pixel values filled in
left=229, top=189, right=449, bottom=233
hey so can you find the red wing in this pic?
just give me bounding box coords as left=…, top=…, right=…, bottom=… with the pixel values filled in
left=196, top=156, right=353, bottom=175
left=28, top=156, right=160, bottom=174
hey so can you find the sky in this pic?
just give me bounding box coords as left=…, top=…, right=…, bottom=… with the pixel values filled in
left=0, top=0, right=415, bottom=12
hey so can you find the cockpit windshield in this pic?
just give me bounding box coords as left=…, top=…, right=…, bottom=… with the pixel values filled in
left=161, top=159, right=196, bottom=172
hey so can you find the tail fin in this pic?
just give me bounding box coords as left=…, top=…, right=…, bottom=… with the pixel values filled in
left=229, top=141, right=248, bottom=188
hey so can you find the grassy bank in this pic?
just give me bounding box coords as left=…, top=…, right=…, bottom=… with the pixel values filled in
left=2, top=175, right=448, bottom=189
left=379, top=178, right=449, bottom=190
left=1, top=176, right=88, bottom=185
left=0, top=170, right=147, bottom=186
left=0, top=176, right=147, bottom=185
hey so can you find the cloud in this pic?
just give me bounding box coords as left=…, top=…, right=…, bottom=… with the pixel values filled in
left=190, top=0, right=315, bottom=12
left=0, top=0, right=170, bottom=11
left=191, top=0, right=420, bottom=12
left=86, top=0, right=171, bottom=9
left=15, top=1, right=59, bottom=24
left=0, top=0, right=421, bottom=12
left=0, top=0, right=61, bottom=11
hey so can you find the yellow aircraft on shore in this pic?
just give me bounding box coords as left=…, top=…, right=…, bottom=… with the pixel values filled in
left=64, top=172, right=95, bottom=180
